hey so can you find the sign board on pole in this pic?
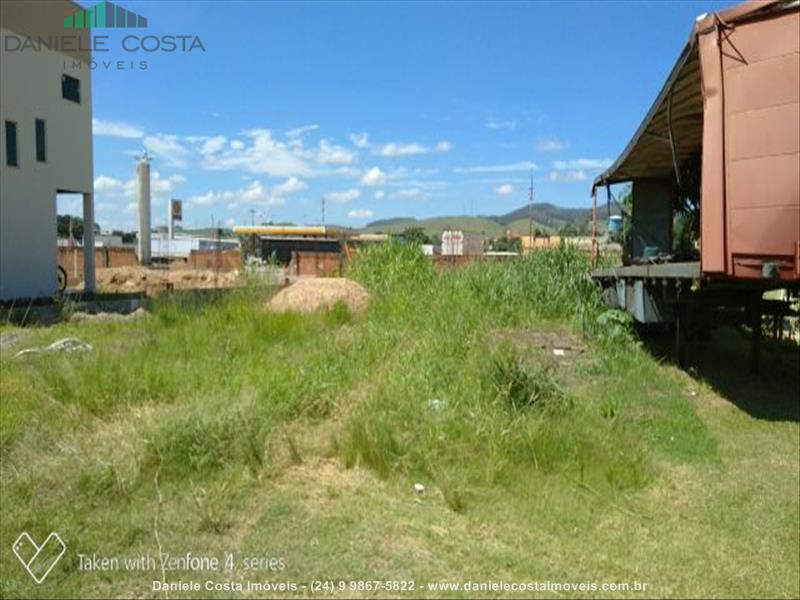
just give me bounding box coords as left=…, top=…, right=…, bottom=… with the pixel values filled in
left=171, top=199, right=182, bottom=221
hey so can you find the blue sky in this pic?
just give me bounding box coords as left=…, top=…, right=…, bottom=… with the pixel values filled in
left=78, top=0, right=735, bottom=231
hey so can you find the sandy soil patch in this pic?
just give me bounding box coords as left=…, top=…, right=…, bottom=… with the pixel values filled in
left=96, top=266, right=240, bottom=295
left=267, top=278, right=370, bottom=314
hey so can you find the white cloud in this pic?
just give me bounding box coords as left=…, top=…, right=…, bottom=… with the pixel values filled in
left=485, top=117, right=518, bottom=131
left=466, top=177, right=527, bottom=184
left=202, top=129, right=314, bottom=178
left=150, top=171, right=178, bottom=193
left=435, top=141, right=453, bottom=153
left=382, top=166, right=439, bottom=180
left=317, top=139, right=357, bottom=165
left=349, top=132, right=369, bottom=148
left=188, top=179, right=287, bottom=209
left=385, top=178, right=446, bottom=190
left=454, top=161, right=538, bottom=174
left=286, top=124, right=319, bottom=138
left=187, top=191, right=216, bottom=206
left=375, top=142, right=428, bottom=157
left=348, top=208, right=374, bottom=219
left=274, top=176, right=307, bottom=195
left=535, top=138, right=567, bottom=152
left=92, top=118, right=143, bottom=139
left=395, top=188, right=423, bottom=199
left=328, top=165, right=361, bottom=177
left=94, top=170, right=183, bottom=198
left=552, top=158, right=611, bottom=170
left=360, top=167, right=387, bottom=187
left=374, top=190, right=386, bottom=199
left=94, top=175, right=124, bottom=192
left=144, top=134, right=190, bottom=168
left=323, top=188, right=360, bottom=204
left=230, top=140, right=245, bottom=150
left=240, top=180, right=270, bottom=203
left=549, top=170, right=587, bottom=182
left=200, top=135, right=227, bottom=155
left=494, top=184, right=514, bottom=196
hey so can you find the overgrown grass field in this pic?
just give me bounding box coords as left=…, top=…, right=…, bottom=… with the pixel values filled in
left=1, top=244, right=798, bottom=598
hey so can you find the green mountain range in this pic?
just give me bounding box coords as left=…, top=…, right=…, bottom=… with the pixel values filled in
left=363, top=202, right=620, bottom=238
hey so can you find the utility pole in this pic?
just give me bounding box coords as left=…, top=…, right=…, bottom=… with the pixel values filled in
left=321, top=197, right=326, bottom=226
left=528, top=173, right=534, bottom=251
left=168, top=199, right=180, bottom=240
left=248, top=209, right=256, bottom=260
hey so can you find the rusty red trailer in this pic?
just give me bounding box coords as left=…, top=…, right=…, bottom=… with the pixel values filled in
left=593, top=0, right=799, bottom=281
left=591, top=0, right=799, bottom=370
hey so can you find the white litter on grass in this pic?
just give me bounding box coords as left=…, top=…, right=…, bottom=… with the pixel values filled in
left=413, top=483, right=426, bottom=495
left=427, top=399, right=445, bottom=411
left=552, top=348, right=566, bottom=357
left=14, top=337, right=93, bottom=359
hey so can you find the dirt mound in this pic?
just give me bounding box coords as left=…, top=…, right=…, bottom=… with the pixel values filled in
left=95, top=266, right=239, bottom=295
left=267, top=278, right=370, bottom=314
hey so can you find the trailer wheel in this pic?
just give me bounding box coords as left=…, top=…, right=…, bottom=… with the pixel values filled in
left=57, top=265, right=68, bottom=293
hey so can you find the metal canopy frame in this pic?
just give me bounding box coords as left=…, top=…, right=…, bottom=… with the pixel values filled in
left=592, top=42, right=703, bottom=190
left=592, top=0, right=796, bottom=191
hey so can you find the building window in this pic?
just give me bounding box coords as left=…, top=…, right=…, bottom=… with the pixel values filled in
left=61, top=74, right=80, bottom=103
left=35, top=119, right=46, bottom=163
left=5, top=121, right=18, bottom=167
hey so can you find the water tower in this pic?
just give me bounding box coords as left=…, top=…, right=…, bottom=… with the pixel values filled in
left=136, top=151, right=151, bottom=264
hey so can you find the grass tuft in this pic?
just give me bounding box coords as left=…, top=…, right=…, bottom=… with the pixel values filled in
left=489, top=342, right=572, bottom=413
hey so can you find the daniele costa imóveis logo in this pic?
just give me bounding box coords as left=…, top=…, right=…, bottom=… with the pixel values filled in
left=1, top=0, right=205, bottom=71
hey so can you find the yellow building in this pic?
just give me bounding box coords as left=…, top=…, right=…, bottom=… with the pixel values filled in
left=519, top=235, right=562, bottom=254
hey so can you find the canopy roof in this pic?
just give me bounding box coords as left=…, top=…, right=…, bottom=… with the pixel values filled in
left=592, top=0, right=797, bottom=191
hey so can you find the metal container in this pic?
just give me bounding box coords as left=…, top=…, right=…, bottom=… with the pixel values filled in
left=607, top=215, right=623, bottom=235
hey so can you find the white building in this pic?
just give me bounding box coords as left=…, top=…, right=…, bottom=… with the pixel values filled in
left=441, top=230, right=484, bottom=256
left=150, top=235, right=240, bottom=260
left=0, top=0, right=95, bottom=300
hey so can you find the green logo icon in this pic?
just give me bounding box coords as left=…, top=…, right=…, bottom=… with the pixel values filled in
left=64, top=1, right=147, bottom=29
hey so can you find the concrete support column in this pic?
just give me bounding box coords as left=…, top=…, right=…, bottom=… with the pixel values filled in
left=83, top=191, right=96, bottom=295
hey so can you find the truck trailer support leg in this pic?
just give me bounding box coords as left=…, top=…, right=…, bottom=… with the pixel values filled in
left=748, top=296, right=762, bottom=375
left=675, top=302, right=688, bottom=368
